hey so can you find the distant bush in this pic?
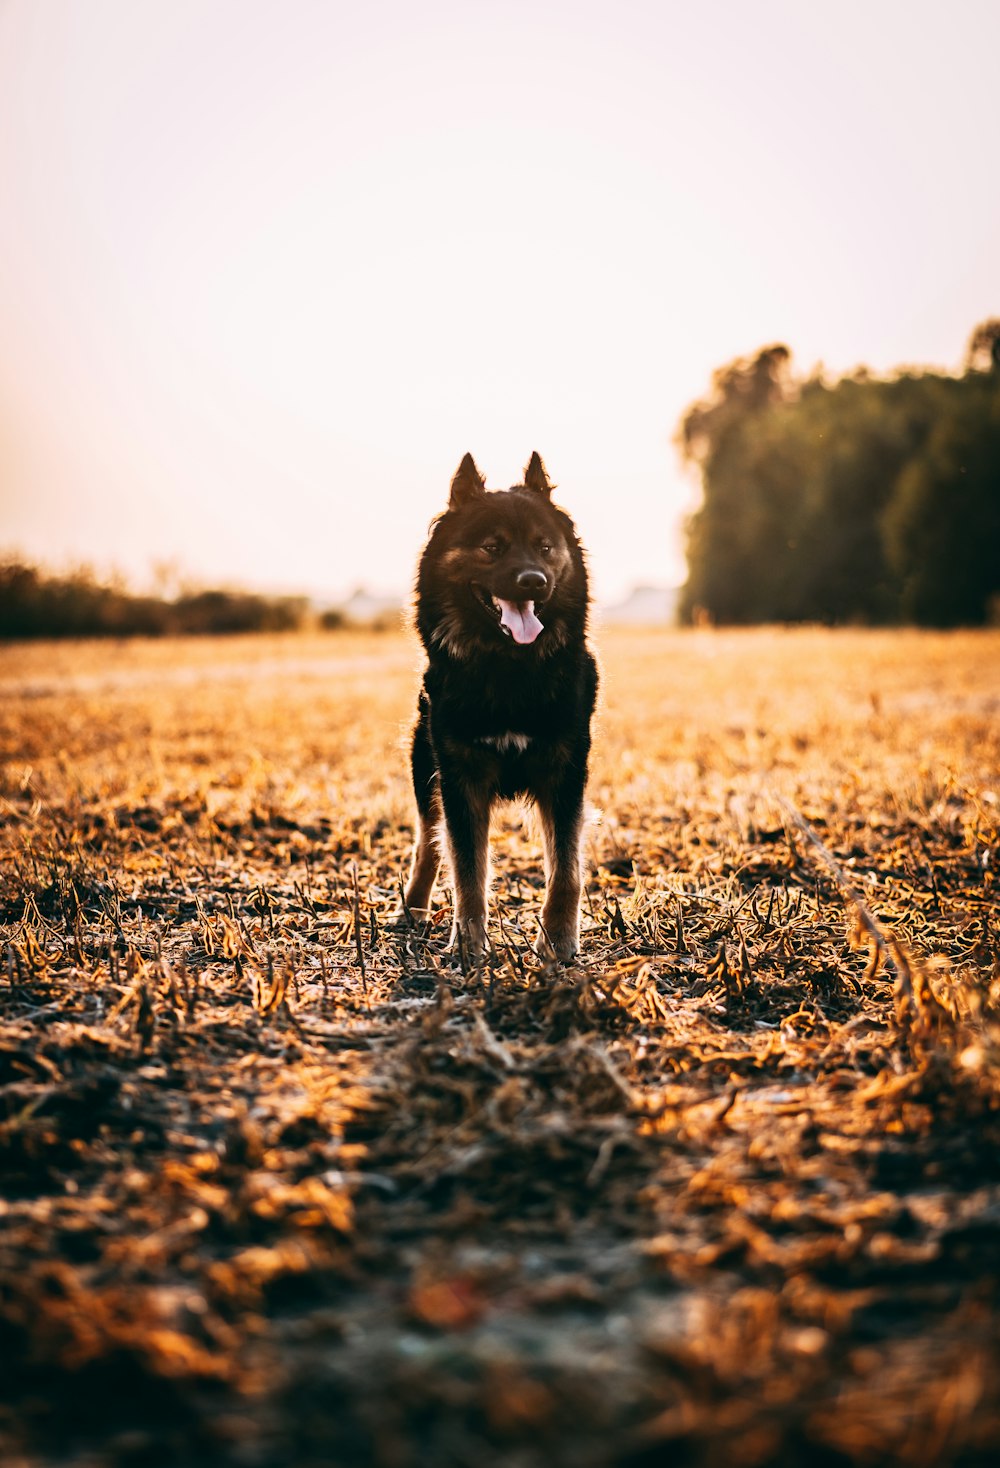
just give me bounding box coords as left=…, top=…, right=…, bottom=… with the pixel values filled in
left=169, top=589, right=307, bottom=635
left=0, top=561, right=312, bottom=640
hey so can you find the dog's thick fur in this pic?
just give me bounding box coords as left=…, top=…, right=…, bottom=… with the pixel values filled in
left=402, top=452, right=598, bottom=961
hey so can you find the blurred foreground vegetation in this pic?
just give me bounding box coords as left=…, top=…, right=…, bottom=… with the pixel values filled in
left=1, top=629, right=999, bottom=1466
left=679, top=319, right=1000, bottom=626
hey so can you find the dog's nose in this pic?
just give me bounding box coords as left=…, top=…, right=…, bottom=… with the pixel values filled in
left=517, top=569, right=548, bottom=594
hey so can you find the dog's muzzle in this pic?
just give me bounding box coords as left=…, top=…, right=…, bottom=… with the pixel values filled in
left=516, top=569, right=549, bottom=594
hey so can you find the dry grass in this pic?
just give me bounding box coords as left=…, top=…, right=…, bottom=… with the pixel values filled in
left=1, top=626, right=999, bottom=1468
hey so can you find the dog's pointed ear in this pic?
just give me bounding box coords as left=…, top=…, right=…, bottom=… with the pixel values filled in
left=449, top=453, right=486, bottom=508
left=523, top=451, right=553, bottom=497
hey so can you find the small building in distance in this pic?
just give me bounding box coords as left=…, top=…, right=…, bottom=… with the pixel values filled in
left=598, top=584, right=679, bottom=626
left=320, top=587, right=405, bottom=630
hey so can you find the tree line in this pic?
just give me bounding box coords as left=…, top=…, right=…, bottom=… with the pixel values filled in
left=0, top=561, right=325, bottom=639
left=678, top=320, right=1000, bottom=626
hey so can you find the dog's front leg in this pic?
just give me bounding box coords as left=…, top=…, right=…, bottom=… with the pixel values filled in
left=400, top=698, right=442, bottom=919
left=402, top=783, right=442, bottom=919
left=535, top=764, right=588, bottom=962
left=438, top=766, right=491, bottom=956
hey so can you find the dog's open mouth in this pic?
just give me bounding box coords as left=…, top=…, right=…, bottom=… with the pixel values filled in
left=475, top=587, right=545, bottom=645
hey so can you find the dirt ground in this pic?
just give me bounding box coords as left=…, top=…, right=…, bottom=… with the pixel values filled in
left=1, top=626, right=999, bottom=1468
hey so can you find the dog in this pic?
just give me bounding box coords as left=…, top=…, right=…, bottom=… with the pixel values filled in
left=401, top=451, right=598, bottom=962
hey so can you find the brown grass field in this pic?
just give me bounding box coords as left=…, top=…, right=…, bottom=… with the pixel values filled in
left=1, top=626, right=999, bottom=1468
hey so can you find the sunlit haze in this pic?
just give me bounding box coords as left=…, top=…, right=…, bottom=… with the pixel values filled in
left=1, top=0, right=997, bottom=605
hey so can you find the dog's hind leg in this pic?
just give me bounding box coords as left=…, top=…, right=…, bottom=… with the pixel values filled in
left=535, top=765, right=587, bottom=963
left=400, top=699, right=442, bottom=920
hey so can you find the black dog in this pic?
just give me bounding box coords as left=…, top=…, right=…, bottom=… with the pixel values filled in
left=401, top=451, right=598, bottom=961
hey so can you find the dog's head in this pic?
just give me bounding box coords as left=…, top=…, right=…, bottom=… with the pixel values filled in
left=416, top=452, right=589, bottom=656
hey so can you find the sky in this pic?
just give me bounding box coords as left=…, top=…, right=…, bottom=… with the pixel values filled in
left=0, top=0, right=997, bottom=605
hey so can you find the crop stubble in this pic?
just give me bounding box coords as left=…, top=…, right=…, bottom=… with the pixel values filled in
left=0, top=627, right=998, bottom=1467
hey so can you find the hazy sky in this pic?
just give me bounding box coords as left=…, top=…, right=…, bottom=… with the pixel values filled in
left=1, top=0, right=997, bottom=603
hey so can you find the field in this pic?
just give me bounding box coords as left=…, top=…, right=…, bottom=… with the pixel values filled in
left=1, top=626, right=999, bottom=1468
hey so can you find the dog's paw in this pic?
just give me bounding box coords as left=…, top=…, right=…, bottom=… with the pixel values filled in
left=534, top=926, right=580, bottom=964
left=387, top=905, right=432, bottom=931
left=447, top=919, right=488, bottom=959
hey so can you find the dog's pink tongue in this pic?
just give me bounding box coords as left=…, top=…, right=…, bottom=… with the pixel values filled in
left=497, top=599, right=544, bottom=645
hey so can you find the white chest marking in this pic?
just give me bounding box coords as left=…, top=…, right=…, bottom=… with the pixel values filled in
left=479, top=732, right=532, bottom=753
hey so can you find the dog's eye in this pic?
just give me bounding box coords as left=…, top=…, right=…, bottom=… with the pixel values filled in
left=539, top=541, right=553, bottom=556
left=482, top=541, right=500, bottom=557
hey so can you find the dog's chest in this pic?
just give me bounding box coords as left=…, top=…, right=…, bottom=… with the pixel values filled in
left=477, top=732, right=532, bottom=754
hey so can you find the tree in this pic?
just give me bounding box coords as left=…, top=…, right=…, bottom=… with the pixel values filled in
left=884, top=378, right=1000, bottom=625
left=676, top=329, right=1000, bottom=626
left=964, top=318, right=1000, bottom=374
left=677, top=346, right=793, bottom=623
